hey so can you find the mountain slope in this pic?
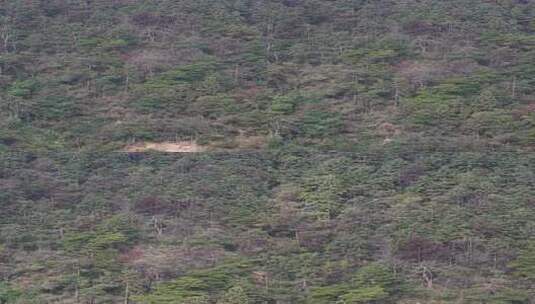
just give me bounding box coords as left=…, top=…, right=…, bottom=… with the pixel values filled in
left=1, top=1, right=534, bottom=303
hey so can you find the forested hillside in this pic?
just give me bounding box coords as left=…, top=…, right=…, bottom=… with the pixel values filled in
left=1, top=0, right=535, bottom=303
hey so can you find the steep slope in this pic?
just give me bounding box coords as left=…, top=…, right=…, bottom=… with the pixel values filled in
left=0, top=1, right=534, bottom=303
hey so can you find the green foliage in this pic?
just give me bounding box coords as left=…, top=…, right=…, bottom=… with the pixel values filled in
left=217, top=286, right=249, bottom=304
left=135, top=260, right=253, bottom=303
left=133, top=277, right=209, bottom=304
left=342, top=38, right=409, bottom=65
left=34, top=95, right=80, bottom=120
left=7, top=79, right=40, bottom=98
left=144, top=61, right=216, bottom=90
left=87, top=232, right=128, bottom=251
left=309, top=284, right=350, bottom=304
left=0, top=283, right=21, bottom=304
left=460, top=284, right=531, bottom=304
left=339, top=286, right=388, bottom=303
left=79, top=35, right=137, bottom=51
left=78, top=37, right=105, bottom=48
left=434, top=77, right=483, bottom=97
left=62, top=232, right=94, bottom=253
left=300, top=110, right=343, bottom=137
left=509, top=242, right=535, bottom=281
left=190, top=94, right=240, bottom=118
left=405, top=88, right=463, bottom=127
left=63, top=215, right=139, bottom=255
left=2, top=0, right=535, bottom=303
left=309, top=264, right=397, bottom=303
left=132, top=96, right=170, bottom=113
left=96, top=75, right=124, bottom=92
left=271, top=93, right=302, bottom=114
left=344, top=49, right=398, bottom=65
left=353, top=263, right=396, bottom=289
left=337, top=263, right=397, bottom=303
left=465, top=110, right=520, bottom=137
left=299, top=174, right=344, bottom=218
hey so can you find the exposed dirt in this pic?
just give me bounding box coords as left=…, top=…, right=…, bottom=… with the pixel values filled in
left=378, top=122, right=402, bottom=145
left=121, top=131, right=269, bottom=153
left=123, top=141, right=206, bottom=153
left=234, top=134, right=267, bottom=149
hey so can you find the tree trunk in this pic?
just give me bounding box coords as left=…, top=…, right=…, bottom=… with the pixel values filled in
left=124, top=282, right=129, bottom=304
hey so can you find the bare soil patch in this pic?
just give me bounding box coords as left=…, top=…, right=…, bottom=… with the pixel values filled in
left=123, top=141, right=206, bottom=153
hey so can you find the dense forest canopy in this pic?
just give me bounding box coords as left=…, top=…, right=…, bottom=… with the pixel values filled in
left=0, top=0, right=534, bottom=303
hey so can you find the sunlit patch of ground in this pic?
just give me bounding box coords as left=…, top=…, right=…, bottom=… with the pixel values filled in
left=121, top=131, right=269, bottom=153
left=123, top=141, right=206, bottom=153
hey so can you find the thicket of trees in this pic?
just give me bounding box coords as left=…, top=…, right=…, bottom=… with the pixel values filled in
left=1, top=0, right=534, bottom=303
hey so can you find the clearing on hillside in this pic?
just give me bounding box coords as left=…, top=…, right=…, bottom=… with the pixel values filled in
left=122, top=141, right=206, bottom=153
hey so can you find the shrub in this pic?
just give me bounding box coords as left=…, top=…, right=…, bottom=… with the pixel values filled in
left=339, top=286, right=388, bottom=303
left=404, top=88, right=463, bottom=127
left=509, top=241, right=535, bottom=281
left=339, top=263, right=397, bottom=303
left=0, top=282, right=21, bottom=304
left=7, top=79, right=40, bottom=98
left=132, top=277, right=209, bottom=304
left=271, top=93, right=302, bottom=114
left=217, top=286, right=249, bottom=304
left=309, top=284, right=350, bottom=304
left=34, top=95, right=80, bottom=120
left=300, top=110, right=343, bottom=137
left=144, top=61, right=216, bottom=90
left=299, top=174, right=344, bottom=219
